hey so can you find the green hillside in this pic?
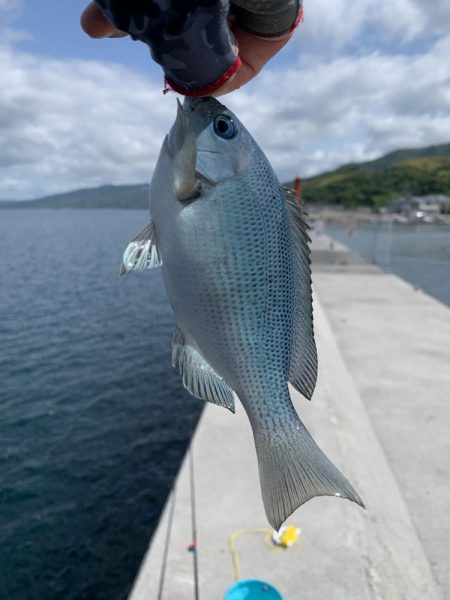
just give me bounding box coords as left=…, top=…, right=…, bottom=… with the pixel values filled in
left=302, top=144, right=450, bottom=208
left=335, top=142, right=450, bottom=173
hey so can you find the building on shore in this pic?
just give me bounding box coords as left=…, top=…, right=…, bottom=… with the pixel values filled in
left=388, top=194, right=450, bottom=221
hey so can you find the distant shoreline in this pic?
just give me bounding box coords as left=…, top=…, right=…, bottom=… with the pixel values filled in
left=3, top=203, right=450, bottom=227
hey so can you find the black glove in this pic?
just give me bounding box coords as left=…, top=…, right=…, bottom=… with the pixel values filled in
left=94, top=0, right=302, bottom=95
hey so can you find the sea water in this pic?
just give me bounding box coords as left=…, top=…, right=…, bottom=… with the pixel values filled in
left=0, top=210, right=202, bottom=600
left=1, top=210, right=448, bottom=600
left=325, top=222, right=450, bottom=307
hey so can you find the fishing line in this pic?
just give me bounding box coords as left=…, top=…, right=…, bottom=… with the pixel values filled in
left=228, top=526, right=300, bottom=581
left=157, top=486, right=177, bottom=600
left=189, top=446, right=200, bottom=600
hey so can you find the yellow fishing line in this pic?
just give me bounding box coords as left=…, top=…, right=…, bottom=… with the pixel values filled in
left=228, top=526, right=301, bottom=581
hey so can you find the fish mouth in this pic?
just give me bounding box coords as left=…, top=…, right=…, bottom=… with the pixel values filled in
left=167, top=99, right=191, bottom=155
left=168, top=96, right=229, bottom=197
left=168, top=99, right=201, bottom=201
left=183, top=96, right=226, bottom=118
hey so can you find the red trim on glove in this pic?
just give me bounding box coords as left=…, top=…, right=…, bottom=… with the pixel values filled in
left=290, top=5, right=304, bottom=32
left=164, top=55, right=242, bottom=97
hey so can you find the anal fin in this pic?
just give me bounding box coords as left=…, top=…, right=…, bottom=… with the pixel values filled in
left=172, top=326, right=235, bottom=413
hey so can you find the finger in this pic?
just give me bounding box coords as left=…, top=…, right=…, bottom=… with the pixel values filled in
left=80, top=2, right=127, bottom=39
left=214, top=27, right=293, bottom=95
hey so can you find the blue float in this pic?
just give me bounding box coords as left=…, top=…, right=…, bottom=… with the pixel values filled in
left=224, top=579, right=283, bottom=599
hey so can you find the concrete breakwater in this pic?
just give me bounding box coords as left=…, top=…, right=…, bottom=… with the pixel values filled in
left=128, top=234, right=449, bottom=600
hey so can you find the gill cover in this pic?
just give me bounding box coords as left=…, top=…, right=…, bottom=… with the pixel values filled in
left=182, top=97, right=252, bottom=186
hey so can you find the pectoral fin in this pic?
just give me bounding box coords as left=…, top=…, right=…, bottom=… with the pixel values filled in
left=120, top=219, right=162, bottom=276
left=172, top=326, right=235, bottom=413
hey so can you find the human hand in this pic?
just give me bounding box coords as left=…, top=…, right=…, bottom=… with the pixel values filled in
left=80, top=1, right=302, bottom=97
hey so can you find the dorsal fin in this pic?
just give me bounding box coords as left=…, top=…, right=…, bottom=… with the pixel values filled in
left=172, top=326, right=235, bottom=413
left=284, top=187, right=318, bottom=400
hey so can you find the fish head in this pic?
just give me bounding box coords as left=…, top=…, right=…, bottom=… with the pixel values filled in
left=167, top=96, right=255, bottom=201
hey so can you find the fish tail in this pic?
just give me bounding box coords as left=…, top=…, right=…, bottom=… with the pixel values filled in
left=252, top=412, right=364, bottom=531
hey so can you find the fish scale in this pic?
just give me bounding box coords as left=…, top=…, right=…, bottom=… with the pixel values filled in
left=121, top=96, right=364, bottom=530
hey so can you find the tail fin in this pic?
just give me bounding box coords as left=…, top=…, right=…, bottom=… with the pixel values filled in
left=253, top=418, right=364, bottom=531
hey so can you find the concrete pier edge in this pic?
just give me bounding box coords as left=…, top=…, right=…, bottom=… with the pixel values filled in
left=128, top=252, right=443, bottom=599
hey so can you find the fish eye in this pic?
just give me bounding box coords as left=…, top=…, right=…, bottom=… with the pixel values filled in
left=213, top=115, right=237, bottom=139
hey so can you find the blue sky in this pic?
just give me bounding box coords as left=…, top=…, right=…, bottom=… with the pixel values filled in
left=1, top=0, right=449, bottom=201
left=13, top=1, right=162, bottom=76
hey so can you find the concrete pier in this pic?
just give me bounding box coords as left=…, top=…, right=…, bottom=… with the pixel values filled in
left=128, top=233, right=449, bottom=600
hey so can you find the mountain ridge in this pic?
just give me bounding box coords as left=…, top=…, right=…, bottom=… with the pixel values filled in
left=2, top=142, right=449, bottom=209
left=0, top=184, right=150, bottom=209
left=301, top=143, right=450, bottom=207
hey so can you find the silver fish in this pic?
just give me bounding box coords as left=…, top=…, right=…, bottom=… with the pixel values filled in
left=121, top=97, right=364, bottom=530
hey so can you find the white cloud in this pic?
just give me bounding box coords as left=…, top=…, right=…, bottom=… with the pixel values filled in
left=227, top=34, right=450, bottom=179
left=296, top=0, right=449, bottom=55
left=0, top=0, right=21, bottom=17
left=0, top=0, right=24, bottom=43
left=294, top=0, right=418, bottom=56
left=0, top=43, right=174, bottom=200
left=0, top=0, right=449, bottom=200
left=412, top=0, right=450, bottom=36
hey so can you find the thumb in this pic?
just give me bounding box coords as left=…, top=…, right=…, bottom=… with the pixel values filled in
left=81, top=2, right=127, bottom=38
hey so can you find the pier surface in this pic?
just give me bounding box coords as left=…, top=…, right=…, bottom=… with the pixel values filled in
left=129, top=234, right=449, bottom=600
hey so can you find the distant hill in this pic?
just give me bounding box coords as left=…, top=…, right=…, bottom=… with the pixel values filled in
left=0, top=184, right=149, bottom=209
left=301, top=143, right=450, bottom=208
left=1, top=142, right=449, bottom=209
left=335, top=142, right=450, bottom=173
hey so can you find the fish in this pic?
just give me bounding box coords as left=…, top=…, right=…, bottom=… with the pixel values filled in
left=121, top=96, right=364, bottom=530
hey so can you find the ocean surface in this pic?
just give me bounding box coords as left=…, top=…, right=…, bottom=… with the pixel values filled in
left=0, top=210, right=202, bottom=600
left=324, top=222, right=450, bottom=308
left=1, top=211, right=449, bottom=600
